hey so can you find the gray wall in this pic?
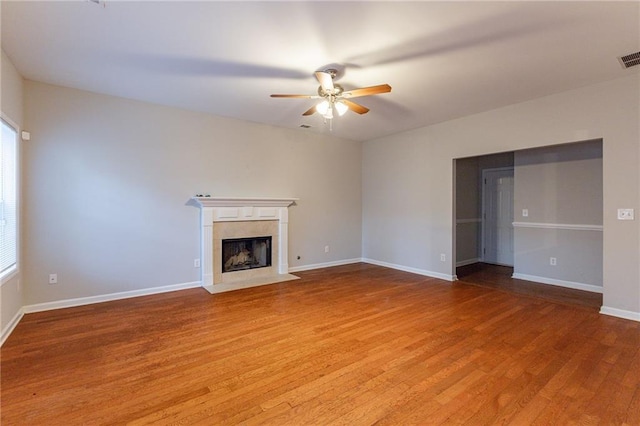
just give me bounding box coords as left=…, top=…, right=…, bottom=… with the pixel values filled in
left=478, top=152, right=514, bottom=173
left=363, top=74, right=639, bottom=317
left=1, top=50, right=24, bottom=339
left=22, top=81, right=363, bottom=305
left=513, top=141, right=603, bottom=288
left=455, top=156, right=480, bottom=265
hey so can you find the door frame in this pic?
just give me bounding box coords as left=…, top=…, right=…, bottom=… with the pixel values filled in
left=481, top=166, right=514, bottom=266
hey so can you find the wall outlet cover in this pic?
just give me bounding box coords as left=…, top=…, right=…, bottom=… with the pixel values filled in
left=617, top=208, right=634, bottom=220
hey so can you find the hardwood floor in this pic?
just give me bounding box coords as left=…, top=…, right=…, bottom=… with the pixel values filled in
left=2, top=263, right=638, bottom=425
left=456, top=263, right=603, bottom=309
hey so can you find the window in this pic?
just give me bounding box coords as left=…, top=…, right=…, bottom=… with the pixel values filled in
left=1, top=118, right=18, bottom=278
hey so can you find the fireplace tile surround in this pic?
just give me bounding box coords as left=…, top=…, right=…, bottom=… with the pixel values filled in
left=191, top=197, right=299, bottom=294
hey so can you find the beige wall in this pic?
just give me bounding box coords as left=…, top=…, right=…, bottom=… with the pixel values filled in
left=363, top=74, right=640, bottom=317
left=22, top=81, right=362, bottom=305
left=1, top=49, right=24, bottom=341
left=1, top=51, right=23, bottom=124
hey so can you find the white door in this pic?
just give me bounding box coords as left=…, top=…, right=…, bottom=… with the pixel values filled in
left=482, top=168, right=514, bottom=266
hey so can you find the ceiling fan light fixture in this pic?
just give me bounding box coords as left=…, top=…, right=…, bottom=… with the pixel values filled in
left=270, top=69, right=391, bottom=125
left=335, top=101, right=348, bottom=116
left=316, top=100, right=330, bottom=115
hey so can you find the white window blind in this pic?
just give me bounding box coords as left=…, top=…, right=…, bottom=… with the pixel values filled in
left=1, top=118, right=17, bottom=276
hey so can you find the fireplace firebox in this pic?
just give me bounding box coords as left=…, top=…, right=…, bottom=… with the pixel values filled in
left=222, top=236, right=272, bottom=273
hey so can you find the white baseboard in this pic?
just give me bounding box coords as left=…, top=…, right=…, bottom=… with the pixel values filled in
left=289, top=257, right=456, bottom=282
left=1, top=307, right=25, bottom=347
left=600, top=306, right=640, bottom=322
left=511, top=273, right=602, bottom=294
left=22, top=281, right=202, bottom=314
left=362, top=258, right=455, bottom=282
left=456, top=258, right=480, bottom=267
left=288, top=258, right=362, bottom=273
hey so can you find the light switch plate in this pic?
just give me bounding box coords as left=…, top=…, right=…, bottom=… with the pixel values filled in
left=617, top=209, right=634, bottom=220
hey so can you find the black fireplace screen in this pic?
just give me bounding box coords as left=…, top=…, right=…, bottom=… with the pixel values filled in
left=222, top=236, right=272, bottom=273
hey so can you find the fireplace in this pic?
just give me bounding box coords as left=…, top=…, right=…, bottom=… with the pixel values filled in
left=222, top=236, right=272, bottom=273
left=191, top=196, right=299, bottom=294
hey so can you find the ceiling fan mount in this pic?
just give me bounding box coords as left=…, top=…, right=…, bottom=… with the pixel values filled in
left=270, top=68, right=391, bottom=121
left=322, top=68, right=339, bottom=80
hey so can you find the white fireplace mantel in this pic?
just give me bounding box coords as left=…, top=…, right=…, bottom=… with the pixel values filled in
left=192, top=196, right=298, bottom=293
left=192, top=196, right=298, bottom=209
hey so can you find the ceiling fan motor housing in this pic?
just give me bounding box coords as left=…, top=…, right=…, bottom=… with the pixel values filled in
left=317, top=84, right=344, bottom=97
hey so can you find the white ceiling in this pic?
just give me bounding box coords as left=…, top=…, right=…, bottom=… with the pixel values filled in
left=2, top=1, right=639, bottom=142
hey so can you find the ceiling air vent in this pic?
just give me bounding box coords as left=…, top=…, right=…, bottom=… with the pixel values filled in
left=619, top=51, right=640, bottom=69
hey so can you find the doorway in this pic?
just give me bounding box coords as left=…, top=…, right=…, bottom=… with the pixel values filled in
left=453, top=140, right=603, bottom=304
left=454, top=152, right=514, bottom=271
left=481, top=167, right=514, bottom=266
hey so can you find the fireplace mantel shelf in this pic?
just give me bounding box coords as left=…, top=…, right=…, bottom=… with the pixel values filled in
left=192, top=196, right=298, bottom=208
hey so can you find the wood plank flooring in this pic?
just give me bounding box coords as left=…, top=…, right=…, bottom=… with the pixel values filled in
left=2, top=263, right=638, bottom=425
left=456, top=263, right=603, bottom=309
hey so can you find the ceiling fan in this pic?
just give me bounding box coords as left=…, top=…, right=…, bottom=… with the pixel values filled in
left=270, top=69, right=391, bottom=122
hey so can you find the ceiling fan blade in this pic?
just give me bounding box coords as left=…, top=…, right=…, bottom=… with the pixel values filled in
left=302, top=105, right=317, bottom=116
left=270, top=94, right=320, bottom=99
left=342, top=84, right=392, bottom=98
left=315, top=71, right=335, bottom=93
left=342, top=99, right=370, bottom=115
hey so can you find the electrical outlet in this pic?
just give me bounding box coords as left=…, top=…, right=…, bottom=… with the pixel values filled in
left=194, top=258, right=200, bottom=268
left=324, top=245, right=330, bottom=253
left=440, top=253, right=446, bottom=262
left=522, top=209, right=529, bottom=217
left=49, top=274, right=58, bottom=284
left=550, top=257, right=557, bottom=266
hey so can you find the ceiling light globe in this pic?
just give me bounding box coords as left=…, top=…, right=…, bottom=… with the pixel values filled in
left=316, top=100, right=330, bottom=115
left=335, top=101, right=348, bottom=116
